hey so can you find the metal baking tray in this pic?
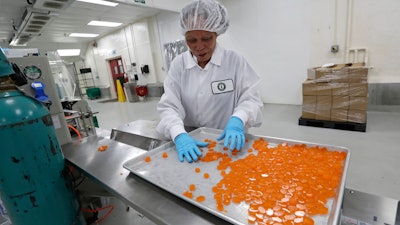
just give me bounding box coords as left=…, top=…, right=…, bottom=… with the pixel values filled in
left=123, top=128, right=350, bottom=225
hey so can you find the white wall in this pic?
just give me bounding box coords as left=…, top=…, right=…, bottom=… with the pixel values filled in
left=86, top=0, right=400, bottom=104
left=219, top=0, right=311, bottom=104
left=351, top=0, right=400, bottom=83
left=147, top=16, right=165, bottom=82
left=154, top=11, right=183, bottom=80
left=217, top=0, right=400, bottom=104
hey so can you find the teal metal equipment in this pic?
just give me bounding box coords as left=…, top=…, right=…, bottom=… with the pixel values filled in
left=0, top=48, right=84, bottom=225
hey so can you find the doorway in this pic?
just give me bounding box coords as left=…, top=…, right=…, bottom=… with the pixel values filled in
left=108, top=57, right=125, bottom=93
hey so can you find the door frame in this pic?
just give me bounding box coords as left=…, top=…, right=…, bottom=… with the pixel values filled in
left=107, top=56, right=125, bottom=94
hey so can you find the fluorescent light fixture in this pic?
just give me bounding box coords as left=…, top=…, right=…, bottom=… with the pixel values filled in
left=69, top=33, right=99, bottom=37
left=57, top=49, right=81, bottom=56
left=88, top=20, right=122, bottom=27
left=77, top=0, right=118, bottom=7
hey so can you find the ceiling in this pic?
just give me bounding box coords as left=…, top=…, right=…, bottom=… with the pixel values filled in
left=0, top=0, right=169, bottom=60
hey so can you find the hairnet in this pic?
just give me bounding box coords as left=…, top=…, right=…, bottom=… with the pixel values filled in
left=180, top=0, right=229, bottom=35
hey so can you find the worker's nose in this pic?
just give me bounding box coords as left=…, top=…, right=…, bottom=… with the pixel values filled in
left=193, top=43, right=203, bottom=51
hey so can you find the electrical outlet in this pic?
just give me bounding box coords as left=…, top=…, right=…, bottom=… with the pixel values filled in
left=331, top=45, right=339, bottom=53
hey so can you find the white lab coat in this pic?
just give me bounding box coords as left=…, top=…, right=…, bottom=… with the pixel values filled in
left=157, top=44, right=263, bottom=140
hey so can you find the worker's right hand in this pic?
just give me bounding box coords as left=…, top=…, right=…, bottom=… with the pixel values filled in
left=174, top=133, right=208, bottom=163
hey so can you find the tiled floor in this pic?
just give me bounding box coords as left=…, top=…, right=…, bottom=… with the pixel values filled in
left=86, top=97, right=400, bottom=224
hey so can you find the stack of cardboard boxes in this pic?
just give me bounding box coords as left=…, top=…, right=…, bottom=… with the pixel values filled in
left=302, top=63, right=369, bottom=124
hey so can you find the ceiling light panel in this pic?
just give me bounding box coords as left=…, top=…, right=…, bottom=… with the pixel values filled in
left=69, top=33, right=99, bottom=37
left=76, top=0, right=119, bottom=7
left=57, top=49, right=81, bottom=56
left=88, top=20, right=122, bottom=27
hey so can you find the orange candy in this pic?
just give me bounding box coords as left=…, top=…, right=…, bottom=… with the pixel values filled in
left=189, top=184, right=196, bottom=191
left=196, top=196, right=205, bottom=202
left=183, top=191, right=193, bottom=199
left=97, top=145, right=108, bottom=152
left=144, top=156, right=151, bottom=163
left=162, top=152, right=168, bottom=158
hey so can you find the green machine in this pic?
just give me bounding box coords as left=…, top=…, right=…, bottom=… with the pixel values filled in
left=0, top=48, right=85, bottom=225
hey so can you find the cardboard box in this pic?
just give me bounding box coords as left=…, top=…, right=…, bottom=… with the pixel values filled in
left=302, top=106, right=316, bottom=119
left=351, top=62, right=366, bottom=67
left=317, top=96, right=332, bottom=109
left=348, top=109, right=367, bottom=123
left=308, top=63, right=368, bottom=83
left=315, top=96, right=332, bottom=120
left=349, top=83, right=368, bottom=96
left=302, top=81, right=318, bottom=96
left=332, top=96, right=350, bottom=109
left=307, top=67, right=327, bottom=81
left=331, top=83, right=349, bottom=96
left=331, top=71, right=349, bottom=83
left=302, top=95, right=317, bottom=119
left=316, top=108, right=331, bottom=120
left=331, top=109, right=348, bottom=122
left=349, top=96, right=368, bottom=110
left=348, top=73, right=368, bottom=83
left=303, top=95, right=317, bottom=105
left=348, top=67, right=368, bottom=83
left=307, top=64, right=346, bottom=81
left=316, top=83, right=332, bottom=96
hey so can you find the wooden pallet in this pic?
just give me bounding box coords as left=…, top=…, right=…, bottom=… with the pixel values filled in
left=298, top=117, right=366, bottom=132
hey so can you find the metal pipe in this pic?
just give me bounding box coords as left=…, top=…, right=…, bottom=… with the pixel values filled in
left=344, top=0, right=354, bottom=62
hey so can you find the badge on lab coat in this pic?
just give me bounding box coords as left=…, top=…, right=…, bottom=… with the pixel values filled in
left=211, top=79, right=234, bottom=94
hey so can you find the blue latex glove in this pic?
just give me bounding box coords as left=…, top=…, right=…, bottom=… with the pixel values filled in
left=217, top=116, right=245, bottom=151
left=174, top=133, right=209, bottom=163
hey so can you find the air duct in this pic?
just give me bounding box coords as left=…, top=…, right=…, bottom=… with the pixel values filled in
left=32, top=0, right=75, bottom=12
left=9, top=7, right=51, bottom=46
left=9, top=0, right=75, bottom=46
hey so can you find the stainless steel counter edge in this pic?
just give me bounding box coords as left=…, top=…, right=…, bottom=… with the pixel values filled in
left=61, top=135, right=231, bottom=225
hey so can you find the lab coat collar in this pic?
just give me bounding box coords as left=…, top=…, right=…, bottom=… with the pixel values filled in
left=184, top=44, right=223, bottom=70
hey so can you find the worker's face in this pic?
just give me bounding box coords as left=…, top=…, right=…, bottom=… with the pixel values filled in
left=185, top=30, right=217, bottom=67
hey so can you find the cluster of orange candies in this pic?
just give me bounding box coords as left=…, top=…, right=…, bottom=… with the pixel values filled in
left=143, top=137, right=346, bottom=225
left=200, top=138, right=347, bottom=225
left=182, top=168, right=208, bottom=203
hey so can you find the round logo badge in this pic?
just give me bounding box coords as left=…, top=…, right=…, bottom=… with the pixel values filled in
left=217, top=82, right=226, bottom=91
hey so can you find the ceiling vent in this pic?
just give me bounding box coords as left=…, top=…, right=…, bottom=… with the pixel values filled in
left=9, top=0, right=75, bottom=46
left=9, top=7, right=50, bottom=46
left=32, top=0, right=75, bottom=12
left=10, top=34, right=35, bottom=46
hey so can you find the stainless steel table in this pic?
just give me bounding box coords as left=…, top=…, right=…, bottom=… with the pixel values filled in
left=62, top=135, right=231, bottom=225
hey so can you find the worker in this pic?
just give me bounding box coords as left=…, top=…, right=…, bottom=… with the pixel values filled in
left=156, top=0, right=263, bottom=163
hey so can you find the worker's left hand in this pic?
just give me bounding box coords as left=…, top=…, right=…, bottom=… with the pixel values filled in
left=217, top=116, right=245, bottom=151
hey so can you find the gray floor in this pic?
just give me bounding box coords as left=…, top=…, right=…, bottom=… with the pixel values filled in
left=87, top=98, right=400, bottom=224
